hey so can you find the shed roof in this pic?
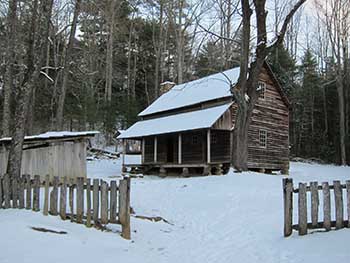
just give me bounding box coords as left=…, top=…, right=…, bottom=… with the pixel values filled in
left=0, top=131, right=99, bottom=144
left=118, top=103, right=232, bottom=139
left=139, top=67, right=240, bottom=117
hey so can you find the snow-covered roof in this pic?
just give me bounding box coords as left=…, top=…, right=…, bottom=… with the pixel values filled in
left=139, top=67, right=240, bottom=117
left=0, top=131, right=99, bottom=143
left=118, top=103, right=232, bottom=139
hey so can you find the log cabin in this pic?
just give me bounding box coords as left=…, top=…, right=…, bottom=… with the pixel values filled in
left=0, top=131, right=98, bottom=180
left=118, top=62, right=289, bottom=176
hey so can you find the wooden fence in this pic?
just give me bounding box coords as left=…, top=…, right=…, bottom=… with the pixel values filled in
left=283, top=178, right=350, bottom=237
left=0, top=174, right=131, bottom=239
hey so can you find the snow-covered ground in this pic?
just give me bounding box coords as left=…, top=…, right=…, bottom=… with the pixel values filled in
left=1, top=157, right=350, bottom=263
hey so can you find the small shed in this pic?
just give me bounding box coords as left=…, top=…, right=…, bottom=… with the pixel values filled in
left=0, top=131, right=99, bottom=179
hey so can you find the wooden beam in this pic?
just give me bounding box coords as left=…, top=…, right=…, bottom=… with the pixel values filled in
left=154, top=136, right=157, bottom=163
left=141, top=138, right=145, bottom=164
left=207, top=130, right=211, bottom=163
left=122, top=139, right=126, bottom=172
left=178, top=134, right=182, bottom=164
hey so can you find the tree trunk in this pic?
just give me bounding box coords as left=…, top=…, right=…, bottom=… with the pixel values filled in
left=56, top=0, right=81, bottom=130
left=7, top=0, right=54, bottom=179
left=105, top=0, right=116, bottom=103
left=337, top=75, right=346, bottom=165
left=2, top=0, right=18, bottom=137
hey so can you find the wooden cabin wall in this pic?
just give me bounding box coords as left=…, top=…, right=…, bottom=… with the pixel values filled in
left=144, top=137, right=155, bottom=163
left=182, top=131, right=206, bottom=164
left=156, top=134, right=179, bottom=164
left=244, top=68, right=289, bottom=170
left=0, top=140, right=87, bottom=179
left=210, top=130, right=231, bottom=163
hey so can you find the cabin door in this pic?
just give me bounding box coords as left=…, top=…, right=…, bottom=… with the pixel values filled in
left=166, top=137, right=174, bottom=163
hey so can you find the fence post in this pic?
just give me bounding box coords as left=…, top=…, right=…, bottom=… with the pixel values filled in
left=33, top=175, right=40, bottom=212
left=60, top=177, right=67, bottom=220
left=333, top=181, right=343, bottom=229
left=92, top=179, right=99, bottom=223
left=3, top=174, right=10, bottom=209
left=310, top=182, right=319, bottom=228
left=346, top=180, right=350, bottom=228
left=69, top=178, right=75, bottom=222
left=298, top=183, right=307, bottom=235
left=43, top=175, right=50, bottom=216
left=86, top=179, right=92, bottom=227
left=119, top=177, right=131, bottom=240
left=18, top=176, right=25, bottom=209
left=283, top=178, right=293, bottom=237
left=100, top=180, right=108, bottom=224
left=322, top=182, right=331, bottom=231
left=76, top=177, right=84, bottom=224
left=25, top=175, right=31, bottom=209
left=12, top=177, right=18, bottom=208
left=50, top=176, right=59, bottom=215
left=110, top=180, right=117, bottom=223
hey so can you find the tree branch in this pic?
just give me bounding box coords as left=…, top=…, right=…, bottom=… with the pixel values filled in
left=268, top=0, right=307, bottom=51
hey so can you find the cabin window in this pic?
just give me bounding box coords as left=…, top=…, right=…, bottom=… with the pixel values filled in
left=259, top=129, right=267, bottom=148
left=258, top=81, right=266, bottom=99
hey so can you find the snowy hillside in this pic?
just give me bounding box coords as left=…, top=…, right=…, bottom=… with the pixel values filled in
left=1, top=157, right=350, bottom=263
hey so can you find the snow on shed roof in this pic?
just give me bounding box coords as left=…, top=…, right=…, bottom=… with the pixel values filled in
left=0, top=131, right=99, bottom=143
left=118, top=103, right=232, bottom=139
left=139, top=67, right=240, bottom=117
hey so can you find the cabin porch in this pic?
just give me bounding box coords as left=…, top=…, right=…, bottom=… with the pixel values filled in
left=122, top=129, right=231, bottom=176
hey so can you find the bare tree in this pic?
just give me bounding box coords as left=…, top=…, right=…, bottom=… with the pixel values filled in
left=231, top=0, right=307, bottom=171
left=316, top=0, right=349, bottom=165
left=7, top=0, right=54, bottom=179
left=56, top=0, right=82, bottom=130
left=1, top=0, right=17, bottom=137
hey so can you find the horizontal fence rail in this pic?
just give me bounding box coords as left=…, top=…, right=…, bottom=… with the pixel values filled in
left=283, top=178, right=350, bottom=237
left=0, top=174, right=131, bottom=239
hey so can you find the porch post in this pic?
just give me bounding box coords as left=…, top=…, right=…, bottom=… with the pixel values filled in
left=122, top=139, right=126, bottom=172
left=178, top=133, right=182, bottom=164
left=141, top=138, right=145, bottom=164
left=154, top=136, right=157, bottom=163
left=207, top=129, right=211, bottom=164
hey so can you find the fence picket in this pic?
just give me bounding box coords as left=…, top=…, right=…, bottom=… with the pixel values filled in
left=18, top=176, right=25, bottom=209
left=310, top=182, right=319, bottom=228
left=322, top=182, right=331, bottom=231
left=25, top=175, right=31, bottom=209
left=92, top=179, right=99, bottom=223
left=110, top=180, right=118, bottom=223
left=60, top=177, right=67, bottom=220
left=333, top=181, right=343, bottom=229
left=33, top=175, right=40, bottom=211
left=69, top=178, right=75, bottom=222
left=76, top=177, right=84, bottom=224
left=101, top=180, right=108, bottom=224
left=49, top=176, right=59, bottom=215
left=347, top=180, right=350, bottom=228
left=283, top=178, right=293, bottom=237
left=3, top=174, right=10, bottom=209
left=298, top=183, right=307, bottom=236
left=12, top=177, right=18, bottom=208
left=86, top=179, right=92, bottom=228
left=43, top=175, right=50, bottom=216
left=119, top=177, right=131, bottom=239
